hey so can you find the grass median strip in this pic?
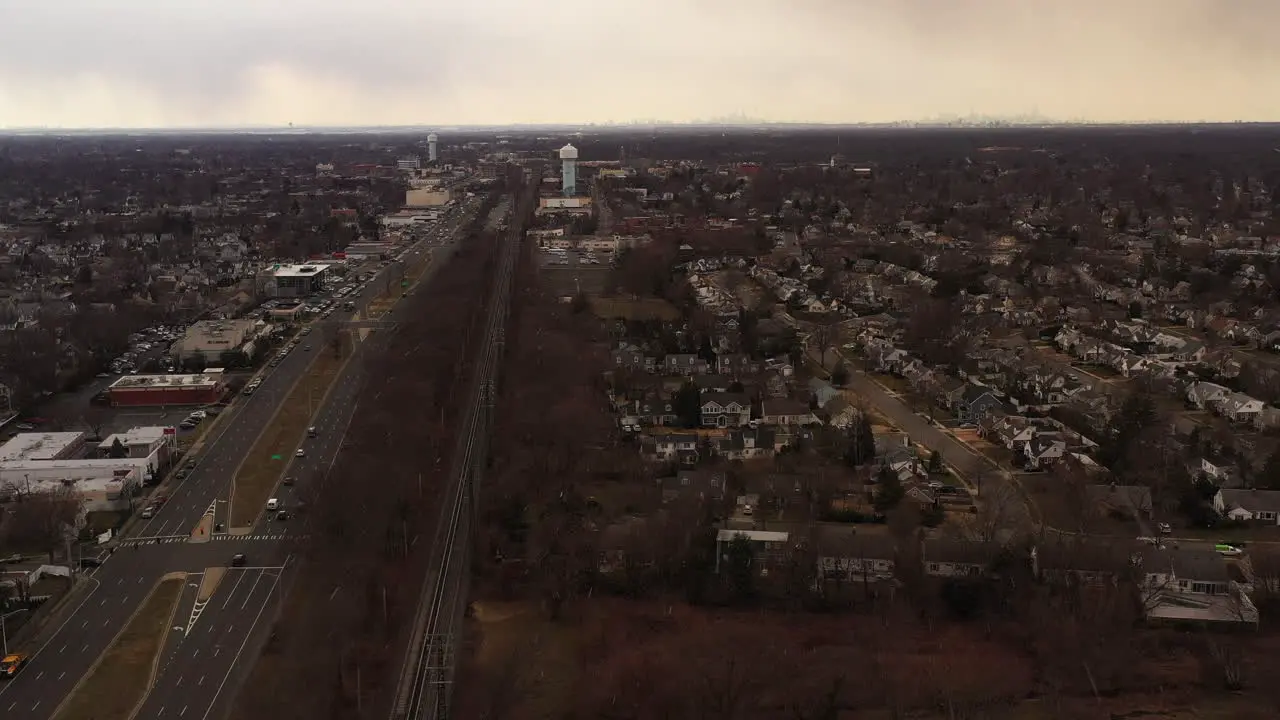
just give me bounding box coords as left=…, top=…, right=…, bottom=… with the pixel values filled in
left=228, top=331, right=352, bottom=528
left=52, top=575, right=184, bottom=720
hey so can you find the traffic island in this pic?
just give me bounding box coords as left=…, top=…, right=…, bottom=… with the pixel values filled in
left=51, top=574, right=185, bottom=720
left=227, top=330, right=353, bottom=529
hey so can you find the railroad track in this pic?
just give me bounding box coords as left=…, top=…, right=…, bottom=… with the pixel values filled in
left=391, top=187, right=528, bottom=720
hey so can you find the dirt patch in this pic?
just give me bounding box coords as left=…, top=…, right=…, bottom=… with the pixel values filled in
left=229, top=332, right=351, bottom=528
left=52, top=576, right=184, bottom=720
left=454, top=601, right=583, bottom=720
left=589, top=296, right=680, bottom=321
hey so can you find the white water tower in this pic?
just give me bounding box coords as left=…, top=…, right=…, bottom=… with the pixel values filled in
left=559, top=143, right=578, bottom=196
left=427, top=133, right=439, bottom=163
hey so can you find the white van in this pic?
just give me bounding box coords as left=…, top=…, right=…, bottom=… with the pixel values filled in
left=266, top=498, right=279, bottom=511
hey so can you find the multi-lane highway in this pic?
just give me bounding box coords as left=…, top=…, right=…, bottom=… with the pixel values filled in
left=0, top=198, right=481, bottom=720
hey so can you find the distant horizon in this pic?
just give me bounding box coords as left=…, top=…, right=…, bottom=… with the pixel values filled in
left=3, top=119, right=1279, bottom=137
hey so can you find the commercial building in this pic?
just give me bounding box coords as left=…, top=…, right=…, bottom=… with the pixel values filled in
left=398, top=156, right=422, bottom=172
left=97, top=426, right=175, bottom=468
left=343, top=241, right=396, bottom=260
left=405, top=187, right=451, bottom=208
left=107, top=369, right=225, bottom=407
left=0, top=431, right=86, bottom=462
left=171, top=319, right=258, bottom=364
left=428, top=133, right=439, bottom=163
left=0, top=459, right=147, bottom=512
left=537, top=196, right=593, bottom=216
left=270, top=264, right=330, bottom=298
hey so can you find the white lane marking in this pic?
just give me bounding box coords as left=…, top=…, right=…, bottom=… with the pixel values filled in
left=58, top=644, right=66, bottom=653
left=198, top=675, right=205, bottom=686
left=200, top=564, right=280, bottom=720
left=241, top=571, right=265, bottom=610
left=34, top=671, right=43, bottom=680
left=181, top=706, right=188, bottom=716
left=220, top=566, right=249, bottom=609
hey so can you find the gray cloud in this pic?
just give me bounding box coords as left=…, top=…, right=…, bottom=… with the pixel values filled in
left=1, top=0, right=1278, bottom=127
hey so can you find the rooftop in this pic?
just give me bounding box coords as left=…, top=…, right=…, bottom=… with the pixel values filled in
left=271, top=264, right=329, bottom=278
left=97, top=426, right=171, bottom=449
left=110, top=369, right=224, bottom=391
left=0, top=432, right=85, bottom=462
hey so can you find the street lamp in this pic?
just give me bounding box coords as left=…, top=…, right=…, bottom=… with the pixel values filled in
left=1, top=608, right=29, bottom=655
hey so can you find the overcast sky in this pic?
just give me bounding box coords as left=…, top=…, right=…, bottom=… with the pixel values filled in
left=2, top=0, right=1278, bottom=128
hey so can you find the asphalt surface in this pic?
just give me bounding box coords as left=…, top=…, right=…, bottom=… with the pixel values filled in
left=0, top=200, right=480, bottom=720
left=136, top=565, right=284, bottom=720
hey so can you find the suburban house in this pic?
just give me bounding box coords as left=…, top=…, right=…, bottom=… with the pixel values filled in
left=1021, top=434, right=1067, bottom=469
left=714, top=428, right=777, bottom=461
left=1137, top=547, right=1257, bottom=625
left=761, top=399, right=818, bottom=426
left=1217, top=392, right=1265, bottom=425
left=664, top=353, right=709, bottom=375
left=714, top=529, right=791, bottom=575
left=951, top=384, right=1004, bottom=426
left=822, top=397, right=858, bottom=428
left=922, top=538, right=996, bottom=578
left=1031, top=539, right=1136, bottom=585
left=648, top=433, right=700, bottom=463
left=814, top=529, right=897, bottom=585
left=1213, top=488, right=1280, bottom=525
left=1085, top=483, right=1154, bottom=521
left=717, top=353, right=758, bottom=376
left=700, top=393, right=752, bottom=428
left=658, top=470, right=727, bottom=505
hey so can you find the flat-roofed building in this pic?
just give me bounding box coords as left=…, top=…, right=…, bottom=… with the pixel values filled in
left=108, top=369, right=225, bottom=407
left=97, top=426, right=175, bottom=468
left=269, top=264, right=330, bottom=298
left=0, top=457, right=150, bottom=506
left=171, top=319, right=258, bottom=364
left=0, top=431, right=86, bottom=462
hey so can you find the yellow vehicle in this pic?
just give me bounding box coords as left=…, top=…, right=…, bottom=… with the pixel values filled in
left=1, top=652, right=29, bottom=678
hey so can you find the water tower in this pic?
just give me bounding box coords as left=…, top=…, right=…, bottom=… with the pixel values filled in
left=559, top=143, right=578, bottom=196
left=427, top=133, right=439, bottom=163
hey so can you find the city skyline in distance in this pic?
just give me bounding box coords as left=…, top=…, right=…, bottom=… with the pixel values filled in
left=2, top=0, right=1278, bottom=129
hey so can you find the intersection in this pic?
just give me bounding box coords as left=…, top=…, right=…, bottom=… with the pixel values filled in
left=0, top=206, right=469, bottom=720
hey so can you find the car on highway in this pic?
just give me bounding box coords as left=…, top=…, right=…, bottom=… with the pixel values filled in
left=282, top=475, right=295, bottom=486
left=275, top=510, right=289, bottom=522
left=231, top=553, right=247, bottom=567
left=266, top=498, right=280, bottom=511
left=1216, top=544, right=1243, bottom=557
left=1, top=652, right=29, bottom=678
left=295, top=448, right=305, bottom=458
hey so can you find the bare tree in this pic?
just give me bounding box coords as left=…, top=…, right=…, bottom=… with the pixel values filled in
left=0, top=483, right=82, bottom=560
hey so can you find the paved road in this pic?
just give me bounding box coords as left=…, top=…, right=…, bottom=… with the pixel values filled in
left=0, top=202, right=478, bottom=720
left=842, top=365, right=1033, bottom=526
left=137, top=565, right=284, bottom=720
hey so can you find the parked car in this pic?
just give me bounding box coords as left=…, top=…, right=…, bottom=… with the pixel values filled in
left=140, top=506, right=156, bottom=519
left=231, top=554, right=247, bottom=567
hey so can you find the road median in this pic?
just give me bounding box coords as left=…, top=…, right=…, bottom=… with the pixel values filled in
left=227, top=330, right=354, bottom=529
left=51, top=574, right=185, bottom=720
